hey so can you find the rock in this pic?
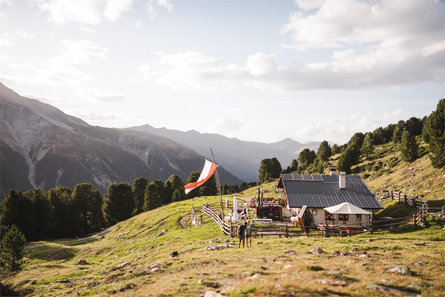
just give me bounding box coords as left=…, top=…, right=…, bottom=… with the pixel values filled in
left=260, top=266, right=268, bottom=270
left=113, top=262, right=130, bottom=271
left=144, top=263, right=161, bottom=272
left=31, top=280, right=37, bottom=285
left=389, top=265, right=412, bottom=276
left=413, top=261, right=426, bottom=267
left=366, top=284, right=418, bottom=296
left=246, top=258, right=263, bottom=262
left=319, top=279, right=347, bottom=286
left=366, top=238, right=374, bottom=242
left=264, top=257, right=274, bottom=264
left=204, top=291, right=224, bottom=297
left=55, top=279, right=71, bottom=283
left=170, top=251, right=179, bottom=258
left=311, top=247, right=325, bottom=255
left=358, top=254, right=369, bottom=258
left=285, top=250, right=296, bottom=253
left=283, top=264, right=293, bottom=269
left=209, top=238, right=221, bottom=243
left=249, top=273, right=261, bottom=279
left=150, top=267, right=165, bottom=273
left=204, top=244, right=230, bottom=251
left=77, top=259, right=88, bottom=265
left=326, top=270, right=343, bottom=277
left=157, top=229, right=167, bottom=237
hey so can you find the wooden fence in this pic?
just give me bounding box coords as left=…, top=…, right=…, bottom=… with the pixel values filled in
left=377, top=190, right=423, bottom=207
left=201, top=204, right=231, bottom=236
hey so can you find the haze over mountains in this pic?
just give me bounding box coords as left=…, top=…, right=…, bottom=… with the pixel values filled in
left=128, top=125, right=320, bottom=182
left=0, top=82, right=241, bottom=198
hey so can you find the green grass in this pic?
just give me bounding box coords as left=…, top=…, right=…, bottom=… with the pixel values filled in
left=1, top=194, right=445, bottom=297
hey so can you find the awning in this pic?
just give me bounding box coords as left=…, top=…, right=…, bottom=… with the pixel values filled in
left=324, top=202, right=371, bottom=215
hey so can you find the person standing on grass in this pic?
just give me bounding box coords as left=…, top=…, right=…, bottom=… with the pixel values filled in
left=246, top=220, right=252, bottom=248
left=238, top=221, right=247, bottom=248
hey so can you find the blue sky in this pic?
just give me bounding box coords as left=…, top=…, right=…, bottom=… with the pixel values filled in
left=0, top=0, right=444, bottom=144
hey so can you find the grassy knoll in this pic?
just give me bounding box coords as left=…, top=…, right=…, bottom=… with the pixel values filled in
left=2, top=195, right=444, bottom=296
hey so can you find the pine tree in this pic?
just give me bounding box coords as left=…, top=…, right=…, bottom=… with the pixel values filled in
left=144, top=182, right=162, bottom=210
left=270, top=158, right=282, bottom=178
left=298, top=149, right=316, bottom=167
left=0, top=225, right=26, bottom=271
left=103, top=183, right=134, bottom=226
left=185, top=171, right=200, bottom=198
left=199, top=175, right=217, bottom=196
left=317, top=141, right=332, bottom=161
left=132, top=177, right=149, bottom=214
left=168, top=175, right=185, bottom=201
left=422, top=99, right=445, bottom=168
left=86, top=190, right=105, bottom=233
left=25, top=189, right=53, bottom=240
left=48, top=187, right=73, bottom=238
left=361, top=133, right=374, bottom=157
left=71, top=183, right=96, bottom=236
left=172, top=189, right=183, bottom=202
left=0, top=190, right=35, bottom=241
left=337, top=147, right=354, bottom=173
left=400, top=130, right=419, bottom=162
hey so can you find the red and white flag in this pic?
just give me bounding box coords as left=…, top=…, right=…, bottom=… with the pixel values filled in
left=185, top=159, right=218, bottom=194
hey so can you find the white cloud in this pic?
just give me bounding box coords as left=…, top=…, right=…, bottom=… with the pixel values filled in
left=294, top=0, right=324, bottom=11
left=139, top=0, right=444, bottom=92
left=0, top=0, right=12, bottom=6
left=157, top=0, right=173, bottom=12
left=35, top=40, right=108, bottom=86
left=34, top=0, right=134, bottom=24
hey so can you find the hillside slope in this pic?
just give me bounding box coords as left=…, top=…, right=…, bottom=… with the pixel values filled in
left=128, top=125, right=320, bottom=182
left=329, top=142, right=445, bottom=201
left=2, top=195, right=444, bottom=296
left=0, top=82, right=241, bottom=197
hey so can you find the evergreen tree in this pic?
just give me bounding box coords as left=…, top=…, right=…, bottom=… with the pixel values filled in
left=185, top=171, right=200, bottom=198
left=422, top=99, right=445, bottom=168
left=270, top=157, right=282, bottom=178
left=371, top=127, right=384, bottom=145
left=199, top=175, right=217, bottom=196
left=144, top=181, right=162, bottom=210
left=172, top=189, right=183, bottom=202
left=317, top=141, right=332, bottom=161
left=48, top=187, right=73, bottom=238
left=71, top=183, right=95, bottom=236
left=331, top=144, right=341, bottom=155
left=392, top=121, right=405, bottom=143
left=86, top=190, right=105, bottom=233
left=405, top=117, right=423, bottom=136
left=361, top=133, right=374, bottom=157
left=25, top=189, right=53, bottom=240
left=0, top=225, right=26, bottom=272
left=103, top=183, right=134, bottom=226
left=400, top=130, right=419, bottom=162
left=132, top=177, right=149, bottom=214
left=258, top=158, right=272, bottom=184
left=337, top=147, right=355, bottom=173
left=163, top=180, right=173, bottom=205
left=298, top=149, right=316, bottom=167
left=0, top=190, right=35, bottom=241
left=168, top=175, right=185, bottom=201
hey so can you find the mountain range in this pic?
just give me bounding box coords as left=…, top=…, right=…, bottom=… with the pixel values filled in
left=0, top=82, right=241, bottom=198
left=127, top=125, right=320, bottom=182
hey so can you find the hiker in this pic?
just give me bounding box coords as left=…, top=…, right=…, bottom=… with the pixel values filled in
left=246, top=220, right=252, bottom=248
left=238, top=221, right=247, bottom=248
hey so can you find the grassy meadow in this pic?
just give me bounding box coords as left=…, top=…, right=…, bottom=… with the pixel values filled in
left=2, top=194, right=444, bottom=297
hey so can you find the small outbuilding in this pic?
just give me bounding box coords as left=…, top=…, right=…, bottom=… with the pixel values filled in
left=277, top=173, right=382, bottom=227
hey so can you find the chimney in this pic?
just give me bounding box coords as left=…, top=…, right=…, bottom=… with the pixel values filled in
left=339, top=171, right=346, bottom=189
left=329, top=166, right=337, bottom=176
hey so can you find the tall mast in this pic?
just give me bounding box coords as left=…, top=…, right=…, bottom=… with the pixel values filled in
left=210, top=148, right=224, bottom=219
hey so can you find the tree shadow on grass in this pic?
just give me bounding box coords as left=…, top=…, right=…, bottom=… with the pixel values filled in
left=25, top=242, right=76, bottom=261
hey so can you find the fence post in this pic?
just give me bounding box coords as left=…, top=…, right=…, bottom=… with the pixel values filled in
left=413, top=213, right=417, bottom=227
left=398, top=192, right=401, bottom=202
left=391, top=190, right=393, bottom=200
left=404, top=194, right=407, bottom=205
left=285, top=224, right=289, bottom=238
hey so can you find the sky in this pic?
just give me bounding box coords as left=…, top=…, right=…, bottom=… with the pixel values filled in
left=0, top=0, right=444, bottom=144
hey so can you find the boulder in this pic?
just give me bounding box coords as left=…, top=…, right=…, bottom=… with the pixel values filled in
left=204, top=244, right=230, bottom=251
left=311, top=247, right=325, bottom=255
left=157, top=229, right=168, bottom=237
left=77, top=259, right=89, bottom=265
left=204, top=291, right=224, bottom=297
left=389, top=265, right=412, bottom=276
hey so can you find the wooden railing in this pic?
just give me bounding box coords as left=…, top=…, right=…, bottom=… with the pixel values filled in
left=377, top=190, right=423, bottom=207
left=202, top=204, right=231, bottom=236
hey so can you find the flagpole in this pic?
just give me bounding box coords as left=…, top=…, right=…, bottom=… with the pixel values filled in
left=210, top=148, right=224, bottom=219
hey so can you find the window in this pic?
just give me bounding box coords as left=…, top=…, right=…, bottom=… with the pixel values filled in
left=356, top=214, right=362, bottom=221
left=311, top=209, right=317, bottom=216
left=325, top=210, right=334, bottom=221
left=339, top=214, right=349, bottom=221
